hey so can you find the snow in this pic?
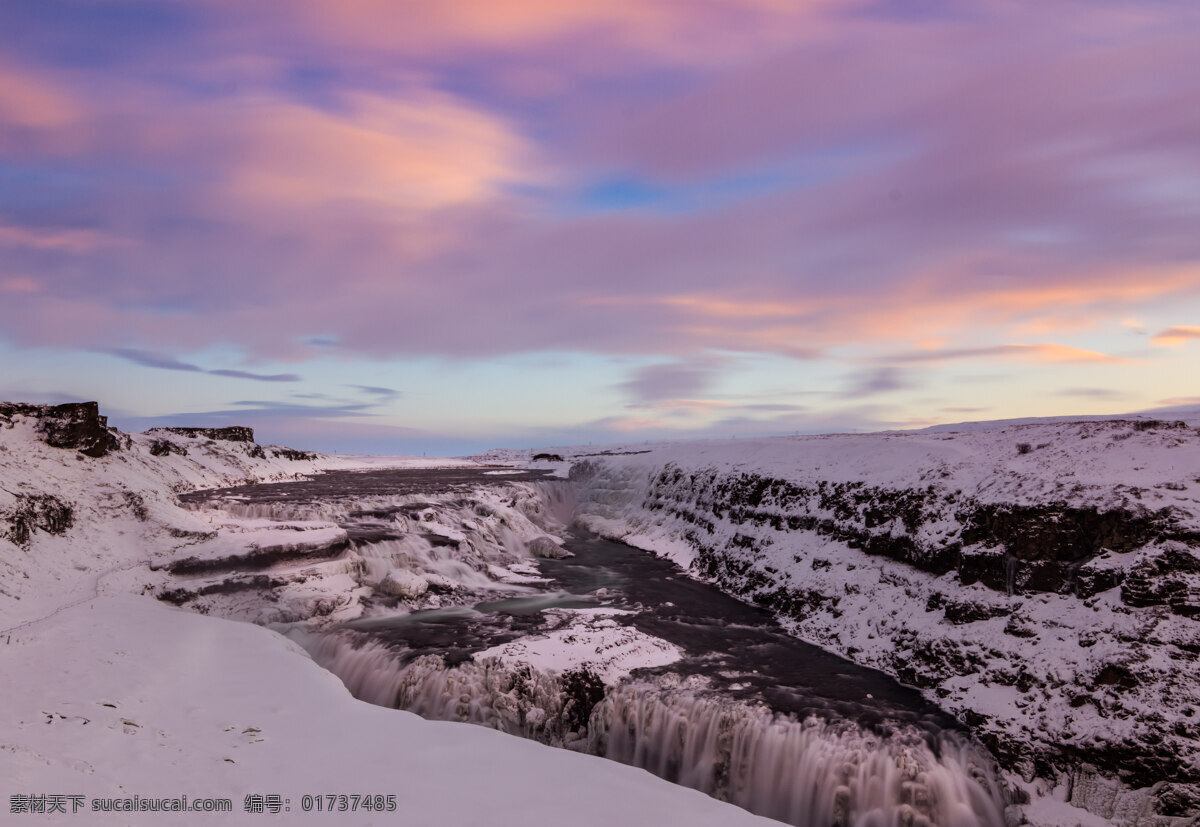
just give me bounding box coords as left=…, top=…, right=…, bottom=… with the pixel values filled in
left=167, top=519, right=348, bottom=568
left=0, top=411, right=774, bottom=826
left=2, top=595, right=774, bottom=826
left=562, top=418, right=1200, bottom=824
left=476, top=608, right=684, bottom=685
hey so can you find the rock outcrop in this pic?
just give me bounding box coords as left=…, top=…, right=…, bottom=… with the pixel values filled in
left=148, top=425, right=256, bottom=443
left=0, top=401, right=121, bottom=457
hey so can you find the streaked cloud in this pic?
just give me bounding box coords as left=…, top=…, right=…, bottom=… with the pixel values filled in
left=106, top=349, right=301, bottom=382
left=883, top=343, right=1131, bottom=365
left=208, top=369, right=302, bottom=383
left=0, top=60, right=82, bottom=145
left=0, top=224, right=129, bottom=252
left=1056, top=388, right=1128, bottom=400
left=349, top=385, right=403, bottom=400
left=1152, top=326, right=1200, bottom=346
left=107, top=348, right=203, bottom=373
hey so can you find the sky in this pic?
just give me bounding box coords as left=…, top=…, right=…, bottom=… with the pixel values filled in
left=1, top=0, right=1199, bottom=455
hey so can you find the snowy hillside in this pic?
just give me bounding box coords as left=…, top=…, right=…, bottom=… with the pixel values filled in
left=0, top=403, right=774, bottom=826
left=568, top=418, right=1200, bottom=825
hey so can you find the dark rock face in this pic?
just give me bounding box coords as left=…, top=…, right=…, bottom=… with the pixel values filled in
left=959, top=503, right=1163, bottom=595
left=4, top=494, right=74, bottom=547
left=1122, top=546, right=1200, bottom=617
left=166, top=535, right=351, bottom=575
left=271, top=447, right=317, bottom=461
left=157, top=574, right=287, bottom=606
left=0, top=401, right=121, bottom=457
left=150, top=426, right=255, bottom=443
left=642, top=463, right=1195, bottom=602
left=149, top=439, right=188, bottom=457
left=943, top=600, right=1011, bottom=625
left=533, top=453, right=564, bottom=462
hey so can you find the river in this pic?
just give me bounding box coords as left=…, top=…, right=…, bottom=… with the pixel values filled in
left=182, top=467, right=1011, bottom=827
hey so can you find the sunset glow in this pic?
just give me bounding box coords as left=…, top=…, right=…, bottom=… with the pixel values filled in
left=2, top=0, right=1198, bottom=453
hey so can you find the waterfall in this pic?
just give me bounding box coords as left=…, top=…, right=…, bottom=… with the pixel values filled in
left=291, top=631, right=597, bottom=747
left=292, top=631, right=1008, bottom=827
left=591, top=683, right=1007, bottom=827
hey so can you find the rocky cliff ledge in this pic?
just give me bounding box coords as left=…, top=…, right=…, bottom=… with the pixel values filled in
left=147, top=425, right=256, bottom=443
left=0, top=403, right=332, bottom=583
left=0, top=401, right=122, bottom=457
left=571, top=419, right=1200, bottom=825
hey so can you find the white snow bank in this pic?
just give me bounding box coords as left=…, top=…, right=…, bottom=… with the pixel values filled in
left=0, top=596, right=774, bottom=826
left=477, top=608, right=683, bottom=685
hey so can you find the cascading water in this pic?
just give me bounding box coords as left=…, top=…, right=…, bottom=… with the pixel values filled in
left=290, top=630, right=1007, bottom=827
left=591, top=683, right=1006, bottom=827
left=291, top=630, right=601, bottom=747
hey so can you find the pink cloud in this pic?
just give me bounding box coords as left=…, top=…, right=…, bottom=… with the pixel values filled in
left=228, top=0, right=842, bottom=66
left=207, top=93, right=540, bottom=213
left=885, top=343, right=1133, bottom=365
left=1152, top=326, right=1200, bottom=346
left=0, top=61, right=82, bottom=141
left=0, top=277, right=40, bottom=294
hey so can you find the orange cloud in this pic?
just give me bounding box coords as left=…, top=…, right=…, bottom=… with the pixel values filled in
left=660, top=294, right=817, bottom=319
left=209, top=93, right=538, bottom=213
left=888, top=343, right=1132, bottom=365
left=604, top=415, right=668, bottom=432
left=1151, top=326, right=1200, bottom=346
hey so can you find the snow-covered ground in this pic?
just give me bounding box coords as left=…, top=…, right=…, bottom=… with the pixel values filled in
left=476, top=607, right=684, bottom=685
left=2, top=595, right=776, bottom=826
left=0, top=405, right=774, bottom=826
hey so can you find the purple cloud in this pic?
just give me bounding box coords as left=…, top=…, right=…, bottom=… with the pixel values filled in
left=107, top=348, right=203, bottom=373
left=106, top=349, right=300, bottom=382
left=618, top=360, right=722, bottom=405
left=348, top=385, right=402, bottom=399
left=208, top=369, right=302, bottom=382
left=841, top=367, right=912, bottom=398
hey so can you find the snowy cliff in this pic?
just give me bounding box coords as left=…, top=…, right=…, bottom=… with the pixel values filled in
left=570, top=419, right=1200, bottom=825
